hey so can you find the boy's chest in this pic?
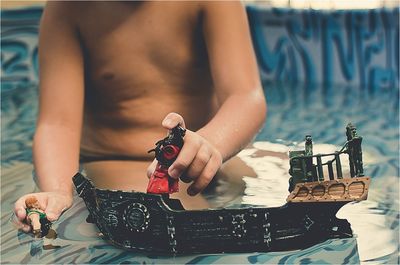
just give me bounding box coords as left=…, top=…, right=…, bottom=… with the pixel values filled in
left=77, top=2, right=204, bottom=75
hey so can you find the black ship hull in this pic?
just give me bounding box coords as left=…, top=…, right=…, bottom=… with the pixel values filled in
left=73, top=173, right=352, bottom=254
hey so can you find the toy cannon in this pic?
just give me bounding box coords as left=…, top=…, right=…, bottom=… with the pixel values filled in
left=73, top=123, right=370, bottom=254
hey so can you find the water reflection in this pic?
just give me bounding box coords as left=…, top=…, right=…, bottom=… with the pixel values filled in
left=254, top=81, right=399, bottom=263
left=1, top=82, right=399, bottom=263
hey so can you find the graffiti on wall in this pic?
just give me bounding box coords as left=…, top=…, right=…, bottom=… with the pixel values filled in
left=0, top=6, right=399, bottom=92
left=1, top=7, right=42, bottom=91
left=247, top=6, right=399, bottom=91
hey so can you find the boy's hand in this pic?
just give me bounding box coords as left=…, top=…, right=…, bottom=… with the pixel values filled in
left=147, top=112, right=222, bottom=196
left=13, top=191, right=73, bottom=232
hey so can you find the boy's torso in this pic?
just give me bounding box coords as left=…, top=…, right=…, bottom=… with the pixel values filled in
left=71, top=2, right=216, bottom=160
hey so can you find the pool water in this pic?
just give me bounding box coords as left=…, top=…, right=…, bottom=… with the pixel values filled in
left=1, top=81, right=399, bottom=264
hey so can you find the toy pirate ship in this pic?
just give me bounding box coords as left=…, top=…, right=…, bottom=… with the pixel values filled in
left=73, top=123, right=370, bottom=254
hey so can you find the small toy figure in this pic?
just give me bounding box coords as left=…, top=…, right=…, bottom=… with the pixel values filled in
left=25, top=196, right=59, bottom=249
left=147, top=125, right=186, bottom=195
left=25, top=196, right=48, bottom=237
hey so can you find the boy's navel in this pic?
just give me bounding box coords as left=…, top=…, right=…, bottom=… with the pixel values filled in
left=102, top=72, right=115, bottom=80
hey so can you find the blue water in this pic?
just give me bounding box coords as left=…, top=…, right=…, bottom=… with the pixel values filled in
left=1, top=82, right=399, bottom=264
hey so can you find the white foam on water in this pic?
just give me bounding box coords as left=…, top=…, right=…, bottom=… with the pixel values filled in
left=338, top=200, right=398, bottom=263
left=338, top=175, right=399, bottom=264
left=238, top=141, right=290, bottom=207
left=253, top=141, right=290, bottom=153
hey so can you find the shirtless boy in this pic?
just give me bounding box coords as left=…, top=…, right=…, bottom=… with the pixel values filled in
left=14, top=1, right=266, bottom=232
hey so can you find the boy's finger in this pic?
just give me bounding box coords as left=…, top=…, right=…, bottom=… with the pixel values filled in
left=15, top=208, right=27, bottom=221
left=180, top=173, right=193, bottom=183
left=14, top=221, right=31, bottom=232
left=14, top=197, right=28, bottom=221
left=17, top=219, right=31, bottom=232
left=168, top=141, right=199, bottom=179
left=10, top=207, right=30, bottom=232
left=162, top=112, right=186, bottom=129
left=11, top=215, right=31, bottom=232
left=20, top=224, right=31, bottom=233
left=186, top=145, right=211, bottom=179
left=187, top=153, right=220, bottom=196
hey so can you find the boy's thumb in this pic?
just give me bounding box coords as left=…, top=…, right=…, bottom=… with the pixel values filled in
left=45, top=211, right=60, bottom=222
left=45, top=201, right=65, bottom=221
left=162, top=112, right=186, bottom=129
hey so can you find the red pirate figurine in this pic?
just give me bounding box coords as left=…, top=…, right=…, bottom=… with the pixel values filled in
left=147, top=125, right=186, bottom=195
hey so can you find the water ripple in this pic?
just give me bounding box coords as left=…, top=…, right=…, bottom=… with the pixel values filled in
left=1, top=82, right=399, bottom=263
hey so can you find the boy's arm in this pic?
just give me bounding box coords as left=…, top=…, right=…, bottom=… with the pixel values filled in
left=162, top=2, right=266, bottom=196
left=14, top=2, right=84, bottom=227
left=34, top=2, right=84, bottom=195
left=197, top=1, right=266, bottom=161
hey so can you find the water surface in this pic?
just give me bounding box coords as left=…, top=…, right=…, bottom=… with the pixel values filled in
left=1, top=82, right=399, bottom=264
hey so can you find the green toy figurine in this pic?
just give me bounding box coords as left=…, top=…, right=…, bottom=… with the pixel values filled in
left=25, top=196, right=59, bottom=249
left=25, top=196, right=47, bottom=237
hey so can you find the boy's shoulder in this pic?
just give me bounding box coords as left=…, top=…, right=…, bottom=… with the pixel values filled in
left=42, top=1, right=84, bottom=26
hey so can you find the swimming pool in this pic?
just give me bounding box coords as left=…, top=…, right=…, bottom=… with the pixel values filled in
left=2, top=80, right=398, bottom=264
left=1, top=5, right=399, bottom=265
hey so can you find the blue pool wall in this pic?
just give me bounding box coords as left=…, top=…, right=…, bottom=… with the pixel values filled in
left=1, top=6, right=399, bottom=92
left=1, top=7, right=42, bottom=91
left=247, top=5, right=399, bottom=92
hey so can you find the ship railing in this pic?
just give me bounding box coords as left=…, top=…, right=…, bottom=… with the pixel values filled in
left=290, top=137, right=364, bottom=183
